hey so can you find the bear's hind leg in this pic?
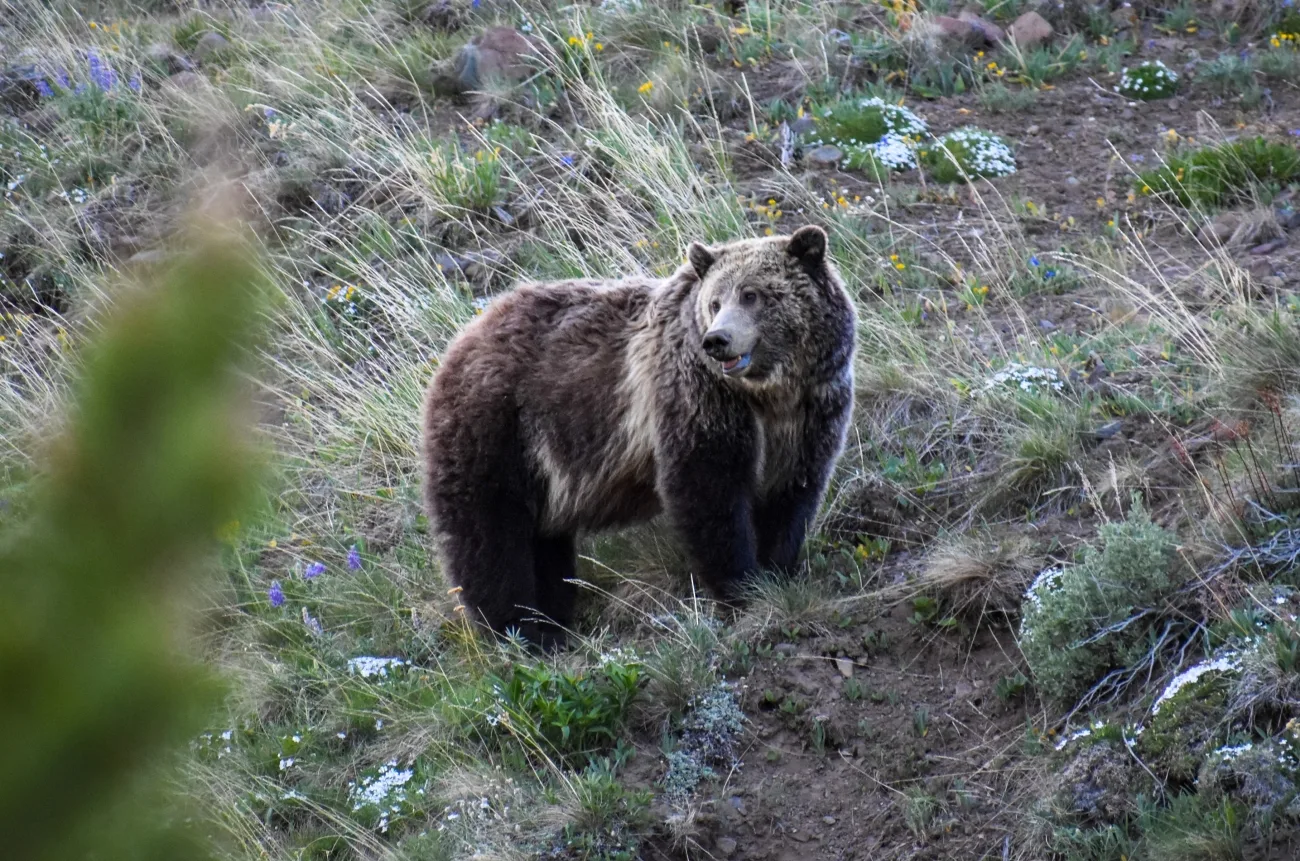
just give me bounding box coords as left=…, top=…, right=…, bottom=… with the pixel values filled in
left=533, top=533, right=577, bottom=650
left=436, top=497, right=542, bottom=644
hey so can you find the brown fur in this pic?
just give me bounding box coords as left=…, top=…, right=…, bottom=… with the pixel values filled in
left=421, top=227, right=856, bottom=647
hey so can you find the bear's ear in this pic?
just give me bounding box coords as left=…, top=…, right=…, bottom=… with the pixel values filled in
left=687, top=242, right=717, bottom=278
left=786, top=225, right=827, bottom=264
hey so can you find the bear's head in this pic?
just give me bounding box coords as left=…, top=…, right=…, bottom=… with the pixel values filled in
left=687, top=225, right=850, bottom=386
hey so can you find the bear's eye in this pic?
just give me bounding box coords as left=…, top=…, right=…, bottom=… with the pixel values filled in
left=741, top=290, right=759, bottom=306
left=709, top=299, right=721, bottom=315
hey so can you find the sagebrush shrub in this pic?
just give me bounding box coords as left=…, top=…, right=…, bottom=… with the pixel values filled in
left=1019, top=500, right=1177, bottom=701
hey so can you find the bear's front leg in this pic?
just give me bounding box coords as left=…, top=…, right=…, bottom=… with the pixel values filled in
left=658, top=430, right=761, bottom=604
left=754, top=483, right=823, bottom=572
left=756, top=384, right=853, bottom=572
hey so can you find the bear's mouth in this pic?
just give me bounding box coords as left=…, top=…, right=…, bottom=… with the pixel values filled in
left=719, top=353, right=752, bottom=376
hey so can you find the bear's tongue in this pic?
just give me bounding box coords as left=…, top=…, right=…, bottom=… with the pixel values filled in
left=720, top=353, right=751, bottom=374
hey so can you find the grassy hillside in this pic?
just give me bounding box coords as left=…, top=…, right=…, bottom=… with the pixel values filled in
left=3, top=1, right=1300, bottom=859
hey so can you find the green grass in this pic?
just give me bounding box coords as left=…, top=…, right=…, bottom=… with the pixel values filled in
left=6, top=1, right=1300, bottom=859
left=1137, top=137, right=1300, bottom=208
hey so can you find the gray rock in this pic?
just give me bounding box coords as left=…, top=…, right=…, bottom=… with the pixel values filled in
left=716, top=836, right=738, bottom=857
left=1250, top=238, right=1287, bottom=255
left=957, top=10, right=1003, bottom=45
left=1095, top=420, right=1124, bottom=440
left=193, top=31, right=231, bottom=64
left=774, top=642, right=798, bottom=656
left=1006, top=11, right=1053, bottom=50
left=452, top=26, right=540, bottom=91
left=1066, top=176, right=1080, bottom=186
left=803, top=144, right=843, bottom=169
left=145, top=42, right=194, bottom=75
left=1038, top=319, right=1057, bottom=331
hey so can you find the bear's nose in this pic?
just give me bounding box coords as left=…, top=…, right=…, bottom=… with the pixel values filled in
left=702, top=330, right=733, bottom=359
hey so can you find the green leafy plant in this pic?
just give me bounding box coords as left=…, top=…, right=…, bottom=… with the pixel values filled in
left=919, top=127, right=1016, bottom=182
left=1116, top=60, right=1179, bottom=100
left=1137, top=137, right=1300, bottom=207
left=807, top=96, right=927, bottom=172
left=487, top=654, right=643, bottom=763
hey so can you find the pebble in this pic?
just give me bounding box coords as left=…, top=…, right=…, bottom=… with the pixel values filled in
left=716, top=836, right=737, bottom=857
left=1038, top=319, right=1057, bottom=331
left=774, top=643, right=798, bottom=656
left=823, top=816, right=837, bottom=825
left=803, top=144, right=843, bottom=169
left=1095, top=420, right=1124, bottom=441
left=1251, top=238, right=1287, bottom=255
left=1065, top=176, right=1080, bottom=186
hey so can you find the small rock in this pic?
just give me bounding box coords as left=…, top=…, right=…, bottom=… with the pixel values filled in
left=957, top=10, right=1003, bottom=45
left=452, top=26, right=540, bottom=91
left=1026, top=124, right=1040, bottom=135
left=953, top=680, right=975, bottom=699
left=145, top=42, right=194, bottom=76
left=164, top=71, right=210, bottom=94
left=1250, top=238, right=1287, bottom=255
left=19, top=104, right=59, bottom=134
left=835, top=657, right=855, bottom=678
left=1197, top=209, right=1283, bottom=249
left=1038, top=319, right=1057, bottom=331
left=193, top=31, right=231, bottom=64
left=1275, top=205, right=1300, bottom=231
left=421, top=0, right=468, bottom=32
left=774, top=643, right=798, bottom=656
left=803, top=144, right=842, bottom=169
left=716, top=836, right=738, bottom=857
left=729, top=796, right=748, bottom=816
left=1095, top=420, right=1124, bottom=441
left=1005, top=11, right=1053, bottom=50
left=789, top=115, right=816, bottom=136
left=823, top=815, right=837, bottom=825
left=933, top=16, right=981, bottom=49
left=1066, top=176, right=1080, bottom=186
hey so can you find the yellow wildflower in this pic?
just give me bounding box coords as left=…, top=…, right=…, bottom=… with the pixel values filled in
left=638, top=80, right=654, bottom=94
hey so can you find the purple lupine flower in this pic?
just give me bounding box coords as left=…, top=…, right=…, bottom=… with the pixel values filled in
left=87, top=50, right=115, bottom=91
left=269, top=580, right=286, bottom=607
left=1044, top=269, right=1057, bottom=280
left=35, top=79, right=54, bottom=98
left=560, top=153, right=575, bottom=166
left=305, top=561, right=326, bottom=579
left=55, top=68, right=70, bottom=89
left=1029, top=255, right=1040, bottom=267
left=128, top=73, right=141, bottom=93
left=472, top=0, right=481, bottom=7
left=347, top=545, right=362, bottom=571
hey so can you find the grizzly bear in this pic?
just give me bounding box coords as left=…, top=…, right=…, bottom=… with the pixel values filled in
left=421, top=226, right=856, bottom=647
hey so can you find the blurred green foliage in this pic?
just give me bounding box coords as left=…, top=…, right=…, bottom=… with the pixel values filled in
left=0, top=223, right=267, bottom=860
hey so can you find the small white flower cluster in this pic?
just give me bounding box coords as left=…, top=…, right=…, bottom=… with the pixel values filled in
left=349, top=759, right=418, bottom=832
left=347, top=656, right=407, bottom=679
left=931, top=127, right=1016, bottom=178
left=1152, top=652, right=1240, bottom=715
left=193, top=728, right=236, bottom=759
left=1116, top=60, right=1178, bottom=100
left=980, top=363, right=1064, bottom=395
left=1055, top=719, right=1107, bottom=751
left=598, top=646, right=640, bottom=667
left=435, top=779, right=518, bottom=835
left=1023, top=566, right=1064, bottom=612
left=871, top=131, right=919, bottom=170
left=808, top=98, right=928, bottom=172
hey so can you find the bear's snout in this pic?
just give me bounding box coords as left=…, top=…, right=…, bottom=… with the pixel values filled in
left=702, top=329, right=734, bottom=359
